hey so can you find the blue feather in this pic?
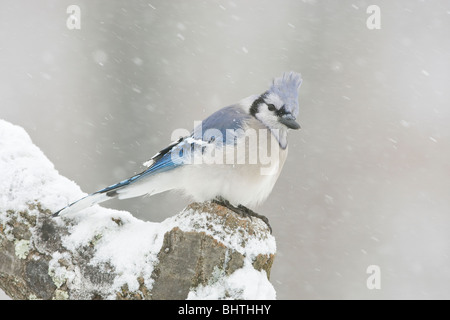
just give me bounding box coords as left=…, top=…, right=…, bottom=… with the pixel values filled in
left=268, top=72, right=302, bottom=118
left=94, top=140, right=185, bottom=196
left=140, top=151, right=181, bottom=177
left=193, top=105, right=252, bottom=145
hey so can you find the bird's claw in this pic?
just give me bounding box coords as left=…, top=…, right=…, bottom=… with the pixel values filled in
left=213, top=197, right=272, bottom=234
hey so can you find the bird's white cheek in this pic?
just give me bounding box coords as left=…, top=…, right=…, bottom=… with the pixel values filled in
left=255, top=113, right=277, bottom=127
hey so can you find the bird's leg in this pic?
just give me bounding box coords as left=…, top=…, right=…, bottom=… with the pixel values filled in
left=212, top=197, right=272, bottom=233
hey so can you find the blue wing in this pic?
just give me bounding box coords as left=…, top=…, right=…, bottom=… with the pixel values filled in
left=95, top=105, right=251, bottom=196
left=193, top=105, right=253, bottom=145
left=52, top=106, right=252, bottom=216
left=94, top=137, right=187, bottom=196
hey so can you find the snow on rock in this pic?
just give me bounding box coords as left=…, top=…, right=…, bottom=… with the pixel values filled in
left=0, top=119, right=276, bottom=300
left=0, top=119, right=84, bottom=216
left=187, top=260, right=276, bottom=300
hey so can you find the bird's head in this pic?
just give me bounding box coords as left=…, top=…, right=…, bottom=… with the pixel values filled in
left=250, top=71, right=302, bottom=131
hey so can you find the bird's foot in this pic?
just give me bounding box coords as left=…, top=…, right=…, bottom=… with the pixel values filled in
left=236, top=205, right=272, bottom=234
left=212, top=197, right=272, bottom=234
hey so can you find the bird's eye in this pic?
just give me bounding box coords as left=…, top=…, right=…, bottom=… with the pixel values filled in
left=267, top=104, right=276, bottom=111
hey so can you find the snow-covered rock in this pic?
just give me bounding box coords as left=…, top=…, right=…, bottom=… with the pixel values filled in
left=0, top=119, right=276, bottom=300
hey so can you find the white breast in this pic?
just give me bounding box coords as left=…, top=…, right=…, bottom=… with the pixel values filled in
left=177, top=122, right=288, bottom=208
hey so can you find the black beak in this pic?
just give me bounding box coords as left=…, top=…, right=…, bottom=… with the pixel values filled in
left=279, top=114, right=301, bottom=130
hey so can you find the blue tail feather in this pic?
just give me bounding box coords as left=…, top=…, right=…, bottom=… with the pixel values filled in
left=53, top=139, right=184, bottom=217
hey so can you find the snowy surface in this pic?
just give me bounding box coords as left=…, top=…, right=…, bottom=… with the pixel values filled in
left=0, top=120, right=84, bottom=216
left=0, top=119, right=276, bottom=299
left=187, top=260, right=275, bottom=300
left=0, top=289, right=10, bottom=300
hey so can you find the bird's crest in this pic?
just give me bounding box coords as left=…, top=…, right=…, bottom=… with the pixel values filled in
left=267, top=71, right=302, bottom=118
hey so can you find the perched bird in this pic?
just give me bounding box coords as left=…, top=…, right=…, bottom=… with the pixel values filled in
left=54, top=72, right=303, bottom=232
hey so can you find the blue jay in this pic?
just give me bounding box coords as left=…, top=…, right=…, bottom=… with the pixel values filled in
left=54, top=72, right=303, bottom=232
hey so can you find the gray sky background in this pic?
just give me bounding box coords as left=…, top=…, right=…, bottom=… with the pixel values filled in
left=1, top=0, right=450, bottom=299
